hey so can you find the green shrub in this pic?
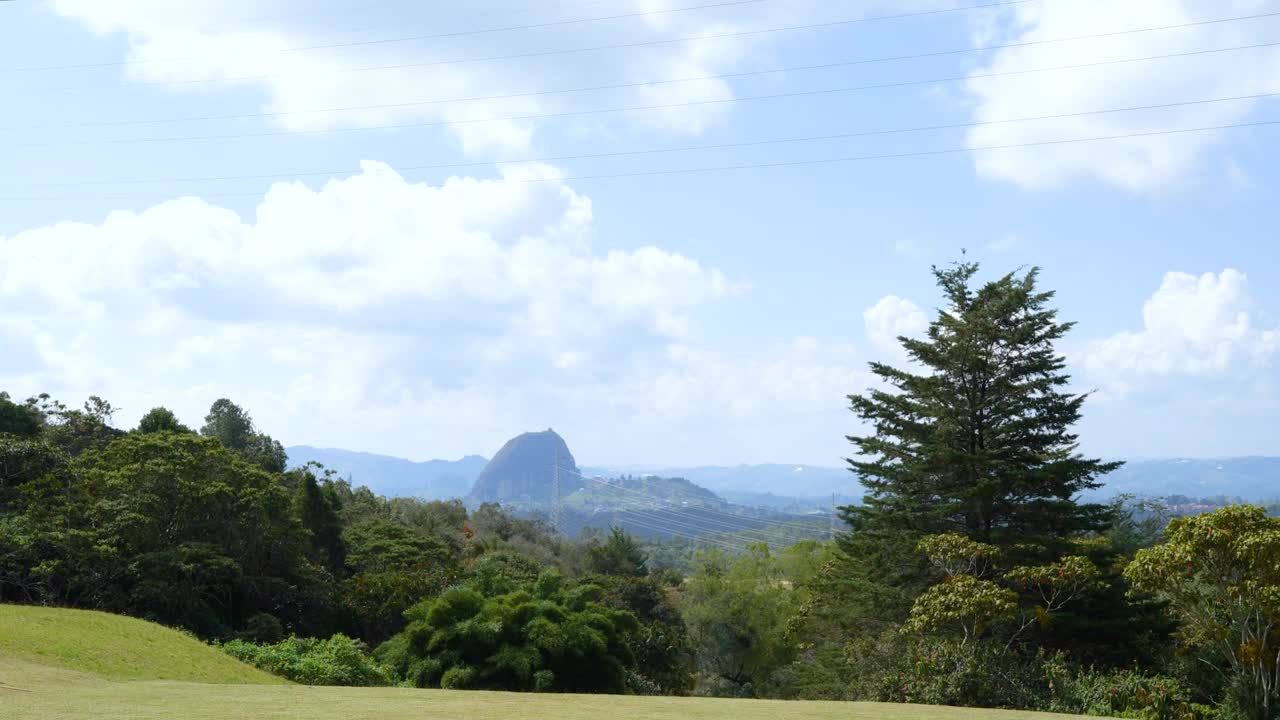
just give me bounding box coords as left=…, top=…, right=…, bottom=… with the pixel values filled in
left=219, top=634, right=392, bottom=686
left=842, top=630, right=1046, bottom=709
left=1042, top=654, right=1208, bottom=720
left=377, top=569, right=639, bottom=693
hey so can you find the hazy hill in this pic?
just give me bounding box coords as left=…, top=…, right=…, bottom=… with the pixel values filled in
left=286, top=446, right=486, bottom=500
left=583, top=463, right=857, bottom=499
left=1089, top=456, right=1280, bottom=501
left=288, top=442, right=1280, bottom=505
left=468, top=429, right=583, bottom=504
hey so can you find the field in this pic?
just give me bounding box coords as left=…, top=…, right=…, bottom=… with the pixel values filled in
left=0, top=605, right=1083, bottom=720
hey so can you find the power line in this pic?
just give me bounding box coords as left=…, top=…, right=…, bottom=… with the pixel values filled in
left=9, top=0, right=1037, bottom=82
left=565, top=465, right=830, bottom=536
left=12, top=40, right=1276, bottom=150
left=562, top=481, right=768, bottom=549
left=7, top=0, right=770, bottom=73
left=19, top=92, right=1276, bottom=189
left=596, top=512, right=755, bottom=552
left=3, top=119, right=1274, bottom=202
left=16, top=10, right=1277, bottom=132
left=523, top=119, right=1280, bottom=185
left=577, top=492, right=787, bottom=551
left=585, top=486, right=820, bottom=545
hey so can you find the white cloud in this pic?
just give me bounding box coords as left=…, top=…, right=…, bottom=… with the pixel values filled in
left=48, top=0, right=826, bottom=156
left=1081, top=269, right=1279, bottom=397
left=0, top=163, right=737, bottom=444
left=863, top=295, right=928, bottom=354
left=963, top=0, right=1280, bottom=191
left=0, top=162, right=871, bottom=465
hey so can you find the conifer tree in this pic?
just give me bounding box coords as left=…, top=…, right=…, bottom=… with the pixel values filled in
left=838, top=262, right=1120, bottom=613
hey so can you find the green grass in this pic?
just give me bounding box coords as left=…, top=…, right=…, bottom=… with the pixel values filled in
left=0, top=604, right=281, bottom=685
left=0, top=605, right=1083, bottom=719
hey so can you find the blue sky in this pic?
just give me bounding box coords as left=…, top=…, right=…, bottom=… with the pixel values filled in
left=0, top=0, right=1277, bottom=466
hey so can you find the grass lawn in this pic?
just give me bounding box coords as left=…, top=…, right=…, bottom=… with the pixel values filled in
left=0, top=604, right=1084, bottom=720
left=0, top=604, right=281, bottom=684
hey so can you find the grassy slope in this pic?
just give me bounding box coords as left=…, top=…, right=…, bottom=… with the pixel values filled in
left=0, top=604, right=282, bottom=684
left=1, top=605, right=1082, bottom=720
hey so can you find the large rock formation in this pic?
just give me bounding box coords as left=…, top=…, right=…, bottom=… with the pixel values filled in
left=468, top=429, right=584, bottom=504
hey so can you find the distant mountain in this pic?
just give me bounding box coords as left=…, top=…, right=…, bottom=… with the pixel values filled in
left=587, top=457, right=1280, bottom=503
left=285, top=446, right=486, bottom=500
left=582, top=463, right=858, bottom=499
left=1088, top=457, right=1280, bottom=502
left=469, top=429, right=582, bottom=504
left=565, top=474, right=727, bottom=513
left=288, top=442, right=1280, bottom=506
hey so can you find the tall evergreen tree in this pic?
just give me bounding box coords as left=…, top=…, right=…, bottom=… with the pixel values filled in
left=837, top=262, right=1120, bottom=614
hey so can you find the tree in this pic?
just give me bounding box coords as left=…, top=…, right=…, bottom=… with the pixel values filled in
left=200, top=398, right=255, bottom=450
left=200, top=398, right=287, bottom=473
left=902, top=533, right=1099, bottom=647
left=71, top=432, right=310, bottom=632
left=587, top=527, right=649, bottom=577
left=681, top=544, right=822, bottom=697
left=1125, top=505, right=1280, bottom=720
left=0, top=392, right=42, bottom=437
left=839, top=263, right=1120, bottom=617
left=593, top=572, right=694, bottom=695
left=292, top=470, right=345, bottom=571
left=136, top=407, right=193, bottom=435
left=341, top=519, right=460, bottom=642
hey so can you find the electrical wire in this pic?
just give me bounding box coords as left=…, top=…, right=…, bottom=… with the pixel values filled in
left=17, top=92, right=1276, bottom=189
left=15, top=10, right=1277, bottom=132
left=11, top=40, right=1276, bottom=150
left=563, top=465, right=831, bottom=536
left=6, top=0, right=1037, bottom=81
left=6, top=0, right=771, bottom=73
left=4, top=118, right=1275, bottom=202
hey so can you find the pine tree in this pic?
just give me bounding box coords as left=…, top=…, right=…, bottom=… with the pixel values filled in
left=837, top=262, right=1120, bottom=614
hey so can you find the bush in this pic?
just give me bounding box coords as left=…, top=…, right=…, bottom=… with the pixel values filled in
left=1042, top=654, right=1209, bottom=720
left=843, top=630, right=1046, bottom=709
left=220, top=634, right=392, bottom=686
left=377, top=569, right=640, bottom=693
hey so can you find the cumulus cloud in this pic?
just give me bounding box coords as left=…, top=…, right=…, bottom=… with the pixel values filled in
left=0, top=163, right=870, bottom=465
left=963, top=0, right=1280, bottom=191
left=863, top=295, right=928, bottom=354
left=1081, top=269, right=1279, bottom=397
left=0, top=163, right=741, bottom=447
left=48, top=0, right=827, bottom=155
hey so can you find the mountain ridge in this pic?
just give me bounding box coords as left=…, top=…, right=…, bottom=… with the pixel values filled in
left=287, top=445, right=1280, bottom=503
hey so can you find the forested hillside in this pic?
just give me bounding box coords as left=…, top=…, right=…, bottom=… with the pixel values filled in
left=3, top=263, right=1278, bottom=718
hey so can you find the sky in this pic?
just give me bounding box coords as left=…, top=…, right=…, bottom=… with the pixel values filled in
left=0, top=0, right=1277, bottom=467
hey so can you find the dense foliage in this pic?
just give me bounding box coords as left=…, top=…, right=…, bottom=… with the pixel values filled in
left=3, top=262, right=1278, bottom=717
left=221, top=634, right=393, bottom=686
left=379, top=570, right=638, bottom=693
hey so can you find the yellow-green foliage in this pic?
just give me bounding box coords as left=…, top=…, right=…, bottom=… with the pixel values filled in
left=0, top=604, right=282, bottom=684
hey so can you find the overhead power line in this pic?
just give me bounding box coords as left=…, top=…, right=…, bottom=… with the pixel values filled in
left=6, top=0, right=1036, bottom=79
left=4, top=119, right=1274, bottom=201
left=16, top=10, right=1277, bottom=132
left=10, top=40, right=1277, bottom=150
left=594, top=512, right=755, bottom=552
left=20, top=93, right=1277, bottom=189
left=563, top=465, right=832, bottom=536
left=518, top=119, right=1280, bottom=185
left=6, top=0, right=770, bottom=73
